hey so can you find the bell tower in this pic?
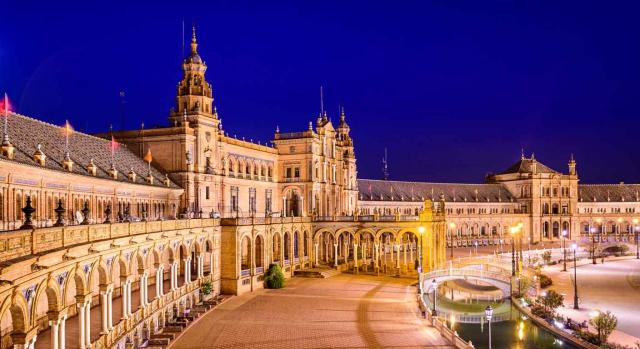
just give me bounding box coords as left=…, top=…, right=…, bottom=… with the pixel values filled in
left=169, top=26, right=217, bottom=126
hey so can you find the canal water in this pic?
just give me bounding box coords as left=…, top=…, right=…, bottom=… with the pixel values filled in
left=453, top=302, right=579, bottom=349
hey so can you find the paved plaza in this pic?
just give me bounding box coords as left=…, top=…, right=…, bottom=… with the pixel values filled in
left=172, top=274, right=453, bottom=349
left=544, top=257, right=640, bottom=346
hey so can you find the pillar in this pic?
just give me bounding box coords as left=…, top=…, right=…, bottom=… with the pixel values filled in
left=314, top=243, right=319, bottom=267
left=121, top=281, right=129, bottom=320
left=59, top=315, right=66, bottom=349
left=84, top=300, right=91, bottom=348
left=282, top=197, right=287, bottom=217
left=403, top=242, right=407, bottom=273
left=156, top=268, right=163, bottom=297
left=209, top=252, right=214, bottom=276
left=170, top=262, right=177, bottom=290
left=139, top=273, right=147, bottom=307
left=100, top=291, right=109, bottom=333
left=78, top=302, right=86, bottom=349
left=107, top=289, right=113, bottom=330
left=334, top=243, right=339, bottom=267
left=353, top=243, right=359, bottom=274
left=49, top=318, right=60, bottom=349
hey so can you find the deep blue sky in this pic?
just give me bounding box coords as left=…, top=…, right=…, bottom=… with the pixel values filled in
left=2, top=1, right=640, bottom=183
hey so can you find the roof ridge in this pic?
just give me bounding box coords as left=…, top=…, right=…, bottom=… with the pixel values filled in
left=358, top=178, right=501, bottom=186
left=10, top=112, right=116, bottom=145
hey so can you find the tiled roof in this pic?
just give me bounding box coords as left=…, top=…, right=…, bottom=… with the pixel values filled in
left=1, top=112, right=179, bottom=188
left=578, top=184, right=640, bottom=202
left=358, top=179, right=515, bottom=202
left=498, top=158, right=558, bottom=175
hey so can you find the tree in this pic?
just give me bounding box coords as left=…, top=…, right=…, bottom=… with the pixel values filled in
left=201, top=280, right=213, bottom=295
left=265, top=263, right=286, bottom=289
left=542, top=250, right=552, bottom=264
left=590, top=311, right=618, bottom=344
left=540, top=289, right=564, bottom=315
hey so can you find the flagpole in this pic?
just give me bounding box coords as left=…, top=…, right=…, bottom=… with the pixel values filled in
left=3, top=93, right=8, bottom=142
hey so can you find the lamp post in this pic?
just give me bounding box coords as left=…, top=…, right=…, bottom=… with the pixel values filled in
left=418, top=226, right=425, bottom=296
left=633, top=219, right=639, bottom=260
left=485, top=305, right=493, bottom=349
left=518, top=222, right=524, bottom=273
left=449, top=222, right=456, bottom=259
left=572, top=243, right=579, bottom=310
left=562, top=230, right=568, bottom=272
left=431, top=279, right=438, bottom=316
left=510, top=226, right=519, bottom=277
left=590, top=226, right=597, bottom=264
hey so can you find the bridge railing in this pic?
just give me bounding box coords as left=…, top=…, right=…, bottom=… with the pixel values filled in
left=423, top=268, right=512, bottom=284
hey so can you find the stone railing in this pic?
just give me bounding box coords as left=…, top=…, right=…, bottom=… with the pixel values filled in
left=220, top=216, right=311, bottom=226
left=93, top=279, right=203, bottom=349
left=416, top=290, right=475, bottom=349
left=0, top=218, right=219, bottom=264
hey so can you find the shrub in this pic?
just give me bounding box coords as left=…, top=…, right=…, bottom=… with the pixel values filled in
left=530, top=303, right=552, bottom=319
left=575, top=329, right=601, bottom=345
left=537, top=273, right=552, bottom=288
left=542, top=250, right=552, bottom=264
left=590, top=311, right=618, bottom=344
left=201, top=280, right=213, bottom=295
left=264, top=263, right=286, bottom=289
left=541, top=289, right=564, bottom=313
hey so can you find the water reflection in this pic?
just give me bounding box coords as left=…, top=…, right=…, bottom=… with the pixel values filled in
left=453, top=302, right=579, bottom=349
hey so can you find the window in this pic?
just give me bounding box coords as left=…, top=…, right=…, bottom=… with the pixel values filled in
left=294, top=167, right=300, bottom=178
left=265, top=189, right=272, bottom=214
left=562, top=205, right=568, bottom=214
left=286, top=168, right=292, bottom=178
left=206, top=186, right=210, bottom=200
left=231, top=186, right=239, bottom=212
left=249, top=188, right=256, bottom=214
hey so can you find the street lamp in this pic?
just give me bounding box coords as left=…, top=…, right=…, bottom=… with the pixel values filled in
left=572, top=243, right=579, bottom=310
left=431, top=279, right=438, bottom=316
left=633, top=218, right=639, bottom=260
left=418, top=226, right=425, bottom=294
left=590, top=226, right=597, bottom=264
left=449, top=222, right=456, bottom=259
left=510, top=226, right=519, bottom=276
left=561, top=230, right=568, bottom=272
left=485, top=305, right=493, bottom=349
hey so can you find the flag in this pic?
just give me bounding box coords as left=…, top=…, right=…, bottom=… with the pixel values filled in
left=144, top=148, right=153, bottom=163
left=1, top=93, right=9, bottom=116
left=110, top=135, right=120, bottom=153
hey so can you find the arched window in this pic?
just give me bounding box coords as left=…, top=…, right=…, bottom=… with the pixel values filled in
left=552, top=204, right=559, bottom=214
left=303, top=231, right=309, bottom=256
left=240, top=236, right=251, bottom=271
left=293, top=232, right=299, bottom=258
left=552, top=222, right=559, bottom=238
left=273, top=234, right=281, bottom=262
left=543, top=222, right=550, bottom=238
left=543, top=203, right=550, bottom=214
left=284, top=233, right=291, bottom=261
left=255, top=236, right=263, bottom=268
left=562, top=221, right=570, bottom=236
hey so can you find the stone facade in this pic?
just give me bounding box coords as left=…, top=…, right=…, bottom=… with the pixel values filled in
left=359, top=155, right=640, bottom=248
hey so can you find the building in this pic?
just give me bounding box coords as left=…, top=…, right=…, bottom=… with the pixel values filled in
left=359, top=154, right=640, bottom=249
left=0, top=29, right=444, bottom=349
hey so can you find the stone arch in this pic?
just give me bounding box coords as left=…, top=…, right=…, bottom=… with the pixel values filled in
left=240, top=235, right=251, bottom=271
left=283, top=231, right=292, bottom=261
left=8, top=292, right=29, bottom=333
left=313, top=228, right=336, bottom=242
left=255, top=234, right=265, bottom=268
left=375, top=228, right=398, bottom=242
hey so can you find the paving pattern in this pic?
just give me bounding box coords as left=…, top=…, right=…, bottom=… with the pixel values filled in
left=172, top=274, right=453, bottom=349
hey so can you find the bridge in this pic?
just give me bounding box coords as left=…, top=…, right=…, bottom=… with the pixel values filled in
left=422, top=267, right=513, bottom=297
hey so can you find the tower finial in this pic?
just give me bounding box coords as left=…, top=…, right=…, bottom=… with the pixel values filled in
left=521, top=148, right=525, bottom=160
left=190, top=25, right=198, bottom=53
left=320, top=86, right=324, bottom=115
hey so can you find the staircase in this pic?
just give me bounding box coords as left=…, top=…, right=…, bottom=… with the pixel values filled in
left=143, top=297, right=227, bottom=348
left=294, top=266, right=341, bottom=279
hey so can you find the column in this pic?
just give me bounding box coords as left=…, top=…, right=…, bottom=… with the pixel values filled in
left=300, top=197, right=305, bottom=217
left=197, top=255, right=203, bottom=279
left=100, top=291, right=109, bottom=333
left=107, top=289, right=113, bottom=330
left=49, top=318, right=60, bottom=349
left=409, top=238, right=414, bottom=269
left=156, top=267, right=163, bottom=297
left=374, top=243, right=379, bottom=270
left=59, top=315, right=66, bottom=349
left=126, top=280, right=132, bottom=316
left=353, top=243, right=359, bottom=274
left=121, top=281, right=129, bottom=319
left=403, top=243, right=407, bottom=272
left=282, top=197, right=287, bottom=217
left=396, top=244, right=401, bottom=268
left=170, top=262, right=177, bottom=290
left=209, top=252, right=214, bottom=276
left=314, top=243, right=319, bottom=267
left=78, top=302, right=86, bottom=349
left=333, top=244, right=339, bottom=267
left=84, top=300, right=91, bottom=348
left=140, top=274, right=147, bottom=307
left=184, top=258, right=191, bottom=284
left=363, top=243, right=367, bottom=271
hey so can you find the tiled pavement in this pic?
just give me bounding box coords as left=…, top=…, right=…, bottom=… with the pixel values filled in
left=171, top=275, right=454, bottom=349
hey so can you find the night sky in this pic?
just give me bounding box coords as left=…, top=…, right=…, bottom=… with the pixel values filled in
left=2, top=1, right=640, bottom=184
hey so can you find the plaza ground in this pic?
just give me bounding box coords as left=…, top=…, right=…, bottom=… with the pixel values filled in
left=171, top=274, right=454, bottom=349
left=542, top=257, right=640, bottom=347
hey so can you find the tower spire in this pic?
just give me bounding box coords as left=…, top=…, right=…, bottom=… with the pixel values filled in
left=190, top=25, right=198, bottom=54
left=382, top=147, right=389, bottom=181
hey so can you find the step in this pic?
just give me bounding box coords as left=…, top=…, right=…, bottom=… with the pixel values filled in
left=151, top=333, right=176, bottom=340
left=148, top=338, right=170, bottom=346
left=162, top=326, right=184, bottom=333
